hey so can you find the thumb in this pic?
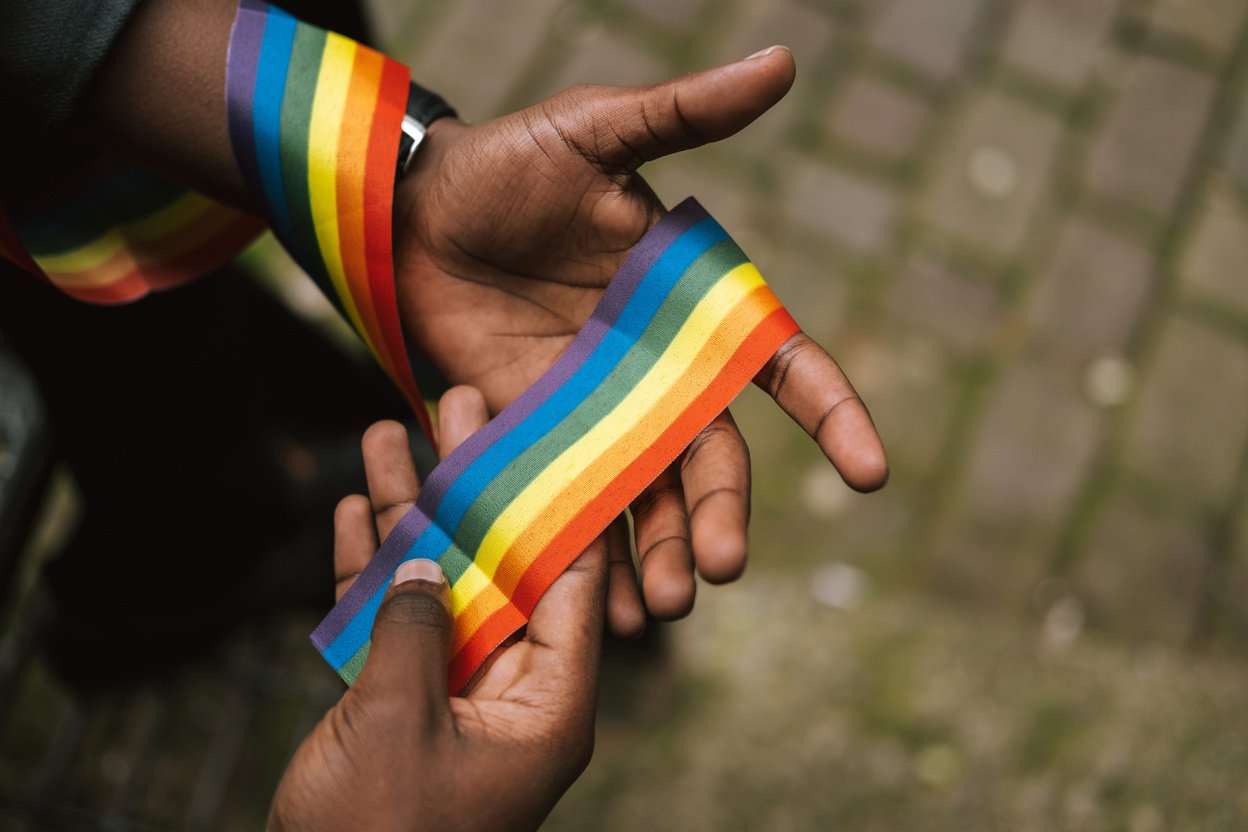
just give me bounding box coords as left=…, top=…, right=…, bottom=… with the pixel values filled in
left=570, top=45, right=795, bottom=171
left=355, top=558, right=453, bottom=721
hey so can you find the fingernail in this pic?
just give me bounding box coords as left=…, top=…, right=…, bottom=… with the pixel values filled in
left=744, top=45, right=783, bottom=61
left=393, top=558, right=444, bottom=586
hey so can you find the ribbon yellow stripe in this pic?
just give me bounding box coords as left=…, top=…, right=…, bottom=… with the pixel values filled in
left=307, top=33, right=376, bottom=356
left=449, top=562, right=495, bottom=618
left=453, top=263, right=765, bottom=592
left=39, top=200, right=241, bottom=287
left=32, top=192, right=217, bottom=275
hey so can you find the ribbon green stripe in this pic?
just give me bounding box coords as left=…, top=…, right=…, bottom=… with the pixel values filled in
left=340, top=645, right=369, bottom=684
left=17, top=173, right=188, bottom=255
left=438, top=547, right=476, bottom=586
left=278, top=24, right=330, bottom=287
left=448, top=239, right=747, bottom=557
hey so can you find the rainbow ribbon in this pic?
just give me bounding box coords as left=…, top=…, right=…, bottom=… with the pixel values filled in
left=313, top=198, right=800, bottom=692
left=226, top=0, right=430, bottom=436
left=2, top=2, right=430, bottom=434
left=0, top=164, right=263, bottom=303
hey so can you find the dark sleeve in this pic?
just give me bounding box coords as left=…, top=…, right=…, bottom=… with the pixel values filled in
left=0, top=0, right=144, bottom=145
left=0, top=1, right=372, bottom=174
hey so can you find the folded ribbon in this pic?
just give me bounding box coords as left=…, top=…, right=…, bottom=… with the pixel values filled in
left=313, top=198, right=800, bottom=692
left=226, top=0, right=431, bottom=437
left=0, top=165, right=262, bottom=303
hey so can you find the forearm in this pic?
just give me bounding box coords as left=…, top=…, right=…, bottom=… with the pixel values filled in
left=82, top=0, right=251, bottom=210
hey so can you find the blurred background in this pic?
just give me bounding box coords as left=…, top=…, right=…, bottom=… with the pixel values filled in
left=3, top=0, right=1248, bottom=828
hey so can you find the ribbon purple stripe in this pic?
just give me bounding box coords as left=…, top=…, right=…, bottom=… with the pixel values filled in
left=311, top=500, right=432, bottom=651
left=225, top=0, right=267, bottom=195
left=310, top=199, right=707, bottom=646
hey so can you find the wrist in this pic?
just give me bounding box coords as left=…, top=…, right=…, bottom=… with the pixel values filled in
left=393, top=118, right=468, bottom=237
left=391, top=115, right=469, bottom=386
left=396, top=82, right=459, bottom=179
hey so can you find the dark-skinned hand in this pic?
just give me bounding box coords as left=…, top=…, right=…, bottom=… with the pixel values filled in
left=393, top=47, right=888, bottom=638
left=83, top=3, right=886, bottom=636
left=270, top=386, right=613, bottom=832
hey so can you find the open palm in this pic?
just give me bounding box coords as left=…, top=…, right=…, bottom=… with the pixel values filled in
left=391, top=48, right=887, bottom=632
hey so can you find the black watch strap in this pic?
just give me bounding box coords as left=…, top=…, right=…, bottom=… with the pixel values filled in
left=396, top=81, right=458, bottom=179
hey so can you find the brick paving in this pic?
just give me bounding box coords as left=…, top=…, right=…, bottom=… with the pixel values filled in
left=3, top=0, right=1248, bottom=828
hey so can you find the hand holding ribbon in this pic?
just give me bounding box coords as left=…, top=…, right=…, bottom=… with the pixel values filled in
left=272, top=389, right=608, bottom=832
left=391, top=47, right=888, bottom=634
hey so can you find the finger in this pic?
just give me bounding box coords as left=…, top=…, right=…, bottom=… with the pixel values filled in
left=680, top=410, right=750, bottom=584
left=571, top=46, right=795, bottom=171
left=357, top=558, right=453, bottom=725
left=630, top=467, right=696, bottom=620
left=362, top=420, right=421, bottom=540
left=522, top=536, right=609, bottom=707
left=437, top=385, right=490, bottom=460
left=755, top=332, right=889, bottom=492
left=604, top=515, right=645, bottom=639
left=334, top=494, right=377, bottom=601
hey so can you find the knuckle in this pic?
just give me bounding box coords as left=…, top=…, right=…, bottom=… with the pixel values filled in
left=759, top=333, right=814, bottom=394
left=554, top=83, right=607, bottom=116
left=631, top=482, right=684, bottom=516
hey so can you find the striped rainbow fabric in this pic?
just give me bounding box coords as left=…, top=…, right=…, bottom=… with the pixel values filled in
left=226, top=0, right=431, bottom=437
left=2, top=2, right=432, bottom=436
left=0, top=164, right=263, bottom=304
left=313, top=198, right=800, bottom=692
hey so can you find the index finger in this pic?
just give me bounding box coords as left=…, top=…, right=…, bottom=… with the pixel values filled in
left=755, top=332, right=888, bottom=492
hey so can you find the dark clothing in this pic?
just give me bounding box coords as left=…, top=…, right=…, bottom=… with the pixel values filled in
left=0, top=0, right=404, bottom=688
left=0, top=0, right=373, bottom=193
left=0, top=0, right=143, bottom=163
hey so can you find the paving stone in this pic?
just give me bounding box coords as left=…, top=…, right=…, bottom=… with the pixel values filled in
left=1178, top=181, right=1248, bottom=313
left=756, top=247, right=851, bottom=346
left=1000, top=0, right=1117, bottom=91
left=645, top=159, right=818, bottom=322
left=643, top=158, right=755, bottom=239
left=1086, top=57, right=1216, bottom=216
left=714, top=0, right=834, bottom=68
left=713, top=0, right=836, bottom=159
left=850, top=331, right=961, bottom=479
left=1126, top=317, right=1248, bottom=510
left=920, top=92, right=1064, bottom=256
left=1150, top=0, right=1248, bottom=57
left=927, top=513, right=1054, bottom=610
left=364, top=0, right=410, bottom=47
left=960, top=360, right=1101, bottom=522
left=867, top=0, right=988, bottom=81
left=408, top=0, right=570, bottom=118
left=886, top=256, right=1003, bottom=355
left=1028, top=217, right=1156, bottom=365
left=782, top=159, right=900, bottom=253
left=1225, top=87, right=1248, bottom=189
left=1219, top=510, right=1248, bottom=645
left=533, top=27, right=670, bottom=103
left=619, top=0, right=714, bottom=31
left=824, top=73, right=933, bottom=162
left=1074, top=496, right=1210, bottom=645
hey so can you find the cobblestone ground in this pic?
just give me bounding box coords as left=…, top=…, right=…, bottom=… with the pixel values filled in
left=3, top=0, right=1248, bottom=829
